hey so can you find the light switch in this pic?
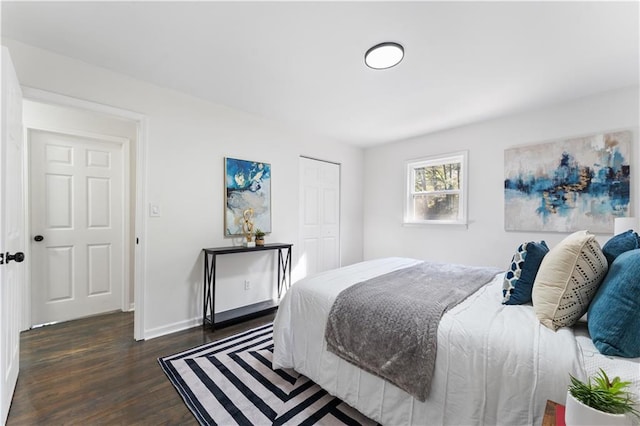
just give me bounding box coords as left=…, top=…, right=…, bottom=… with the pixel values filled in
left=149, top=203, right=161, bottom=217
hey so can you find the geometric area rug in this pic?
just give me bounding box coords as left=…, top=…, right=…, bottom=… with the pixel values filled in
left=158, top=323, right=377, bottom=425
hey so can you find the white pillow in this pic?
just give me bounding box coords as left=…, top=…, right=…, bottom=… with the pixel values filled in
left=532, top=230, right=608, bottom=331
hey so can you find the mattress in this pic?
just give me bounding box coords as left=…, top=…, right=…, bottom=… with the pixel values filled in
left=272, top=257, right=617, bottom=425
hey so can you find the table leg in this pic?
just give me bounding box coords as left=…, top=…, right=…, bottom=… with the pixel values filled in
left=277, top=247, right=292, bottom=299
left=203, top=252, right=217, bottom=330
left=211, top=255, right=216, bottom=330
left=277, top=249, right=283, bottom=299
left=203, top=252, right=209, bottom=327
left=287, top=246, right=292, bottom=293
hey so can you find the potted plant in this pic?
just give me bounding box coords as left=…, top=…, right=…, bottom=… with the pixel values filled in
left=254, top=229, right=265, bottom=246
left=565, top=369, right=639, bottom=426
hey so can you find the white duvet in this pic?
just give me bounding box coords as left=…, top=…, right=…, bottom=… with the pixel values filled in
left=273, top=257, right=590, bottom=425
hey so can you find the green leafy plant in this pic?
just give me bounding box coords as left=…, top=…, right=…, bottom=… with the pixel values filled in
left=254, top=229, right=265, bottom=239
left=569, top=369, right=640, bottom=418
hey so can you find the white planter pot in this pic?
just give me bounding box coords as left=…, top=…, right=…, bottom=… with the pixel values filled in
left=565, top=391, right=633, bottom=426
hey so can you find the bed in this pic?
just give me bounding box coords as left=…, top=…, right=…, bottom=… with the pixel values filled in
left=272, top=257, right=640, bottom=425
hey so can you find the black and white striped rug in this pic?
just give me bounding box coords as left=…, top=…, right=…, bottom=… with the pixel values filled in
left=159, top=323, right=376, bottom=425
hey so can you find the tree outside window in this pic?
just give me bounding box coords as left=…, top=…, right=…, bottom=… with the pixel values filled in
left=404, top=152, right=468, bottom=225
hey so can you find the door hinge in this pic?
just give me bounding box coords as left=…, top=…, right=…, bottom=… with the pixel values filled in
left=0, top=253, right=3, bottom=265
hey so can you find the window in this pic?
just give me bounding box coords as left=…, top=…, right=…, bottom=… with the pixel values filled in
left=404, top=151, right=468, bottom=225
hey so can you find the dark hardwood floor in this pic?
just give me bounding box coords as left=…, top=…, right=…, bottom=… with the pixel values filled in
left=6, top=311, right=275, bottom=425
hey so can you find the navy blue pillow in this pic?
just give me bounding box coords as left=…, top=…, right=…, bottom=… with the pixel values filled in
left=588, top=249, right=640, bottom=358
left=502, top=241, right=549, bottom=305
left=602, top=230, right=639, bottom=266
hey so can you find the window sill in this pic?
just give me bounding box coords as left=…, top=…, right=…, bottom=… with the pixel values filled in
left=402, top=220, right=468, bottom=229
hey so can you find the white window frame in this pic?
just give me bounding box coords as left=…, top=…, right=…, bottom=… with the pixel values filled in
left=403, top=150, right=468, bottom=226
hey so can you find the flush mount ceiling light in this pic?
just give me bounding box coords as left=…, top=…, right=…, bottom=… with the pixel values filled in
left=365, top=42, right=404, bottom=70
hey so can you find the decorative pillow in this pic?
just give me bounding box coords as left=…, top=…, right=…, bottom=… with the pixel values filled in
left=502, top=241, right=549, bottom=305
left=602, top=230, right=639, bottom=266
left=532, top=230, right=608, bottom=331
left=588, top=249, right=640, bottom=357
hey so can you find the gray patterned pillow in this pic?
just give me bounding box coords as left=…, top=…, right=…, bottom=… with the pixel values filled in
left=532, top=230, right=608, bottom=331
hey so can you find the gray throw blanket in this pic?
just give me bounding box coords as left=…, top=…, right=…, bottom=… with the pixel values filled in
left=324, top=261, right=500, bottom=401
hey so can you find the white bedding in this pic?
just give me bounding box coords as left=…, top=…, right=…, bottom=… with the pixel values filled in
left=271, top=257, right=634, bottom=425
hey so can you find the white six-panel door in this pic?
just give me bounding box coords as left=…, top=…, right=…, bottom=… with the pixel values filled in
left=299, top=157, right=340, bottom=277
left=1, top=46, right=25, bottom=426
left=29, top=130, right=124, bottom=325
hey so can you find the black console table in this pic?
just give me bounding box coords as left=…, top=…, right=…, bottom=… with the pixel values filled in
left=202, top=243, right=292, bottom=330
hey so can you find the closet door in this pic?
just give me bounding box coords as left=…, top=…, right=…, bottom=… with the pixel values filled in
left=299, top=157, right=340, bottom=277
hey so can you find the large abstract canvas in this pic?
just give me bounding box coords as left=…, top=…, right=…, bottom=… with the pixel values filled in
left=504, top=131, right=631, bottom=233
left=225, top=157, right=271, bottom=236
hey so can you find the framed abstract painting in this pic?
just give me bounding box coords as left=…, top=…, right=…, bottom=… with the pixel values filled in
left=224, top=157, right=272, bottom=236
left=504, top=130, right=631, bottom=233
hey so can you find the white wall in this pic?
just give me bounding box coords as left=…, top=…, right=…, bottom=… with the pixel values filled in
left=3, top=39, right=364, bottom=338
left=363, top=86, right=640, bottom=269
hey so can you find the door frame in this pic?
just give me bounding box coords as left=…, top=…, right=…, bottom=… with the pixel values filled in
left=21, top=87, right=148, bottom=340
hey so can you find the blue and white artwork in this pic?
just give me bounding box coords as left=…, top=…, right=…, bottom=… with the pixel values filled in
left=225, top=157, right=271, bottom=236
left=504, top=131, right=631, bottom=233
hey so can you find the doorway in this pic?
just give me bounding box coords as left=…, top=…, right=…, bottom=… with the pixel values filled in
left=21, top=93, right=147, bottom=340
left=298, top=156, right=341, bottom=277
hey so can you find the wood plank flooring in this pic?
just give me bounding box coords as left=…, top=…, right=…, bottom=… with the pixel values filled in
left=6, top=311, right=275, bottom=425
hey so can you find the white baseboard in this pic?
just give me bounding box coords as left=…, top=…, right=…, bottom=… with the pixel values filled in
left=144, top=316, right=202, bottom=340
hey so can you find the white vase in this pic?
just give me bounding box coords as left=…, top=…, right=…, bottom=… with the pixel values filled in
left=565, top=391, right=633, bottom=426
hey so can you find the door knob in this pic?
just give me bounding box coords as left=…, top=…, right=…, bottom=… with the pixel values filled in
left=34, top=235, right=44, bottom=242
left=6, top=252, right=24, bottom=263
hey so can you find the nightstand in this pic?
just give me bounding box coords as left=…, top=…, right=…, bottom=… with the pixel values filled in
left=542, top=400, right=565, bottom=426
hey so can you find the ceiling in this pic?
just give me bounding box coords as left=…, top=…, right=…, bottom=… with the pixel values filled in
left=2, top=1, right=638, bottom=147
